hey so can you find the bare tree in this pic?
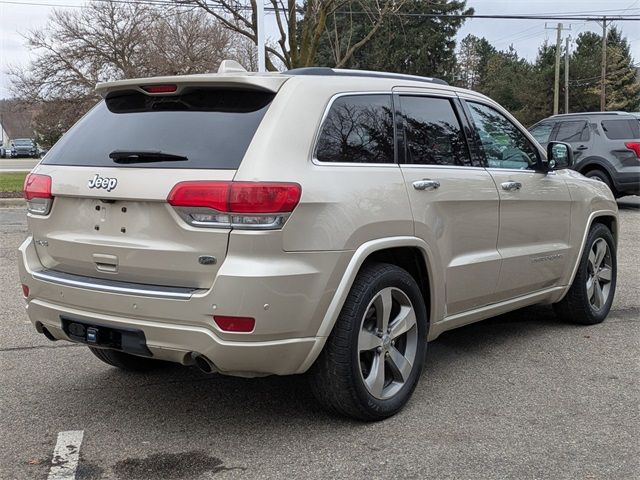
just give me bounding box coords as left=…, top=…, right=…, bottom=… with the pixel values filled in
left=178, top=0, right=405, bottom=70
left=9, top=1, right=248, bottom=146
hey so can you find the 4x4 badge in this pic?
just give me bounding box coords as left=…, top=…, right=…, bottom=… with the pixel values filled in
left=88, top=174, right=118, bottom=192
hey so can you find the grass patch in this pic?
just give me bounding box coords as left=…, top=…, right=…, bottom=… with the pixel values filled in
left=0, top=172, right=27, bottom=193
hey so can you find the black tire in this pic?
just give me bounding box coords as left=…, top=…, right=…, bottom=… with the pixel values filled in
left=584, top=169, right=618, bottom=197
left=554, top=223, right=616, bottom=325
left=89, top=347, right=165, bottom=371
left=309, top=262, right=428, bottom=421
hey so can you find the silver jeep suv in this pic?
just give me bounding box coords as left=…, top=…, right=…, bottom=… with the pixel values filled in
left=19, top=62, right=618, bottom=420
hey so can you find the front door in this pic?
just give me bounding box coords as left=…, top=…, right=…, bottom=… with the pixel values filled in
left=397, top=94, right=501, bottom=316
left=552, top=119, right=592, bottom=165
left=464, top=100, right=572, bottom=301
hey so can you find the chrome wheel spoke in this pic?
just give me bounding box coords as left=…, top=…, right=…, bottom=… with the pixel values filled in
left=599, top=266, right=612, bottom=283
left=359, top=329, right=381, bottom=352
left=586, top=276, right=595, bottom=300
left=387, top=346, right=412, bottom=382
left=364, top=353, right=385, bottom=398
left=375, top=288, right=393, bottom=332
left=588, top=249, right=597, bottom=271
left=593, top=281, right=605, bottom=309
left=389, top=306, right=416, bottom=340
left=593, top=239, right=606, bottom=269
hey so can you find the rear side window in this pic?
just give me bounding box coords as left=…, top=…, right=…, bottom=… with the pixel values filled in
left=601, top=119, right=640, bottom=140
left=42, top=88, right=275, bottom=169
left=400, top=96, right=473, bottom=166
left=315, top=94, right=394, bottom=163
left=555, top=120, right=589, bottom=142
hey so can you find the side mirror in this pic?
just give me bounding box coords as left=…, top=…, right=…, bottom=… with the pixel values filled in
left=546, top=141, right=574, bottom=170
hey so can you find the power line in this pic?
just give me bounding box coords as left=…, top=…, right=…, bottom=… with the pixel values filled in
left=3, top=1, right=640, bottom=21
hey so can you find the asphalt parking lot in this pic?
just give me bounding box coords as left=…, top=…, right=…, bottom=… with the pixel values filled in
left=1, top=199, right=638, bottom=480
left=0, top=158, right=40, bottom=172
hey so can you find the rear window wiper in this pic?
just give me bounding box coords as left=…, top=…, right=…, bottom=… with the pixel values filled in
left=109, top=150, right=188, bottom=164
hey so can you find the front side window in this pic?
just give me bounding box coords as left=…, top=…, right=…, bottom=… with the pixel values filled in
left=315, top=94, right=394, bottom=164
left=467, top=102, right=539, bottom=170
left=400, top=96, right=473, bottom=166
left=555, top=120, right=589, bottom=142
left=529, top=122, right=554, bottom=144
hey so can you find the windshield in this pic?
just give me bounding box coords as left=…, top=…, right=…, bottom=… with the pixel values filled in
left=14, top=139, right=33, bottom=146
left=42, top=88, right=275, bottom=169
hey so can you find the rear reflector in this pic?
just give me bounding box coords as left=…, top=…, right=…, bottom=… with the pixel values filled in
left=141, top=84, right=178, bottom=93
left=167, top=181, right=301, bottom=230
left=21, top=284, right=29, bottom=298
left=213, top=315, right=255, bottom=332
left=625, top=142, right=640, bottom=158
left=23, top=173, right=53, bottom=215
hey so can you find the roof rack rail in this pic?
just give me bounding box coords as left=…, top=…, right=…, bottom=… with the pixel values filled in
left=285, top=67, right=448, bottom=86
left=551, top=111, right=629, bottom=117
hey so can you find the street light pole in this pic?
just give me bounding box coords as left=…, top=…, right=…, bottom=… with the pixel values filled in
left=256, top=0, right=266, bottom=72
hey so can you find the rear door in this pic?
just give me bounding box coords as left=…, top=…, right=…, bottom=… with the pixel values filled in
left=29, top=87, right=275, bottom=289
left=396, top=93, right=501, bottom=316
left=463, top=99, right=572, bottom=301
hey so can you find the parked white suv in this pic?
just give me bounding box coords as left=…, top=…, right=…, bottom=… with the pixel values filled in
left=19, top=62, right=618, bottom=420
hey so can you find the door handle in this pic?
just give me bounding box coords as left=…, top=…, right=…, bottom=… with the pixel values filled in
left=575, top=145, right=588, bottom=151
left=412, top=179, right=440, bottom=191
left=501, top=181, right=522, bottom=191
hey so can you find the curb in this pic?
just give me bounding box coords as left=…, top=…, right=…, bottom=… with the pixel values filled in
left=0, top=198, right=26, bottom=208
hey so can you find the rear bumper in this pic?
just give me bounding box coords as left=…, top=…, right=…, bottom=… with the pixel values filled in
left=27, top=298, right=318, bottom=376
left=18, top=235, right=349, bottom=376
left=613, top=167, right=640, bottom=196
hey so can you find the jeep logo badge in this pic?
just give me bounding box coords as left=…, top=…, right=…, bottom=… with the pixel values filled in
left=88, top=174, right=118, bottom=192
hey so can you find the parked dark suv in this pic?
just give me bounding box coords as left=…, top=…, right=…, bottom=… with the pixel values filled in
left=11, top=138, right=38, bottom=158
left=529, top=112, right=640, bottom=197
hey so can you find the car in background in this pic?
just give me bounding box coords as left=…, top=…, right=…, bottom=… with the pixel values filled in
left=11, top=138, right=39, bottom=158
left=529, top=112, right=640, bottom=197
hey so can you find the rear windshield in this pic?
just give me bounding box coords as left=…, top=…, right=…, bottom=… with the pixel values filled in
left=42, top=88, right=275, bottom=169
left=601, top=119, right=640, bottom=140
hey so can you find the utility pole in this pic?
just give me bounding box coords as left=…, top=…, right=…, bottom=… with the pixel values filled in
left=565, top=36, right=570, bottom=114
left=256, top=0, right=265, bottom=72
left=600, top=16, right=607, bottom=111
left=546, top=23, right=570, bottom=115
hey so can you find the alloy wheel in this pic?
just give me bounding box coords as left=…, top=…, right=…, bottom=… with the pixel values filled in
left=358, top=287, right=419, bottom=400
left=586, top=238, right=613, bottom=311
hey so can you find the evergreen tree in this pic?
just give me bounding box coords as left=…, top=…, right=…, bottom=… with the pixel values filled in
left=315, top=0, right=473, bottom=82
left=456, top=34, right=496, bottom=90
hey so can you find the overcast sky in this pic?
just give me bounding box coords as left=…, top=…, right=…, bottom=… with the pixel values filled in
left=0, top=0, right=639, bottom=98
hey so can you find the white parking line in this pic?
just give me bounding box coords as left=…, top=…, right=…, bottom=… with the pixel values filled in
left=47, top=430, right=84, bottom=480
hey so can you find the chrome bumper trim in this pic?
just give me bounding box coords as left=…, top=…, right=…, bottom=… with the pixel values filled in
left=31, top=269, right=199, bottom=300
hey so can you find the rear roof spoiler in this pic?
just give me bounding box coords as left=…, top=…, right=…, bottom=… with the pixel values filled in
left=95, top=72, right=289, bottom=98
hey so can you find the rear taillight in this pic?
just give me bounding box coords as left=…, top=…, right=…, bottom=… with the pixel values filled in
left=625, top=142, right=640, bottom=158
left=21, top=284, right=29, bottom=298
left=167, top=181, right=301, bottom=230
left=23, top=173, right=52, bottom=215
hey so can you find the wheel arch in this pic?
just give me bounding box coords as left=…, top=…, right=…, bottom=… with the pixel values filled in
left=296, top=237, right=440, bottom=373
left=560, top=210, right=618, bottom=302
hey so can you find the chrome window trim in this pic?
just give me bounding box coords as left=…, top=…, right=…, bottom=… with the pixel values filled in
left=400, top=164, right=484, bottom=171
left=32, top=269, right=200, bottom=300
left=311, top=91, right=397, bottom=167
